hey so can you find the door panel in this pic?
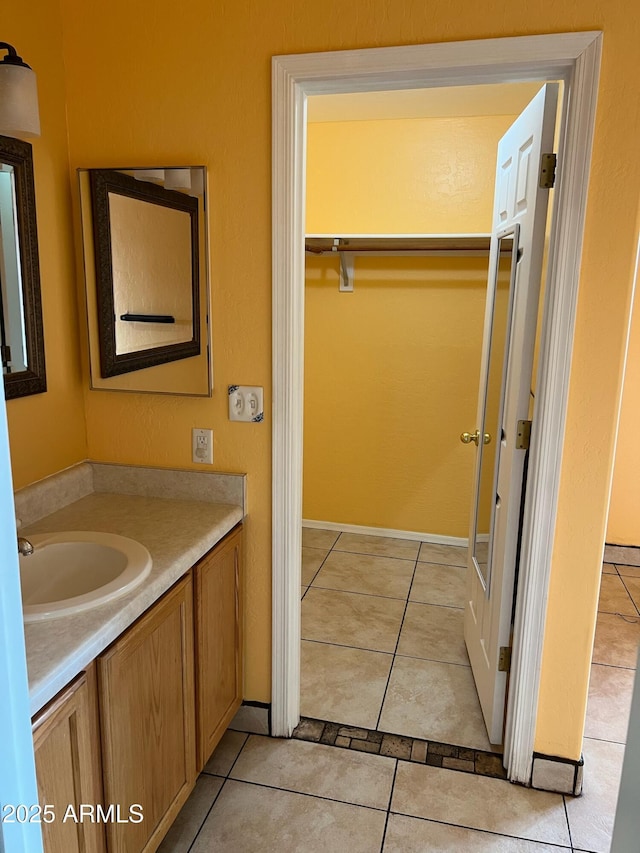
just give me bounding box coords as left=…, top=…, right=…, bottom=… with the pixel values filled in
left=465, top=84, right=558, bottom=746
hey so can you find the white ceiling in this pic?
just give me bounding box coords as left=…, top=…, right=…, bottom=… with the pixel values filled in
left=307, top=82, right=545, bottom=123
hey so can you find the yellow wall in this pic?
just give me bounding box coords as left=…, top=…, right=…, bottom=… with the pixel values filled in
left=18, top=0, right=635, bottom=760
left=4, top=0, right=88, bottom=489
left=304, top=254, right=489, bottom=537
left=303, top=115, right=515, bottom=536
left=307, top=115, right=517, bottom=235
left=606, top=226, right=640, bottom=546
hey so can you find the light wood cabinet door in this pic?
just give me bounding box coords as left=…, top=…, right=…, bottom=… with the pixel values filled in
left=33, top=663, right=106, bottom=853
left=98, top=575, right=196, bottom=853
left=195, top=524, right=243, bottom=770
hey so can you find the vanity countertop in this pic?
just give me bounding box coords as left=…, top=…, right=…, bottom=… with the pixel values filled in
left=22, top=491, right=243, bottom=716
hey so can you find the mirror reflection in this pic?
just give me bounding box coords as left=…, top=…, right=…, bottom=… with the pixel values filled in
left=0, top=135, right=46, bottom=399
left=79, top=167, right=211, bottom=396
left=472, top=228, right=519, bottom=588
left=109, top=192, right=194, bottom=358
left=0, top=163, right=27, bottom=372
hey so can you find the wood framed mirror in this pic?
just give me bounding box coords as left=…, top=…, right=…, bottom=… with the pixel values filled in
left=89, top=169, right=201, bottom=378
left=0, top=135, right=46, bottom=399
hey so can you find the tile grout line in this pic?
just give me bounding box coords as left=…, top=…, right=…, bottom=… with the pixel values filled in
left=375, top=556, right=419, bottom=730
left=301, top=637, right=394, bottom=656
left=385, top=810, right=575, bottom=850
left=582, top=733, right=627, bottom=746
left=185, top=775, right=228, bottom=853
left=590, top=659, right=637, bottom=672
left=597, top=608, right=640, bottom=620
left=379, top=759, right=399, bottom=853
left=616, top=574, right=640, bottom=617
left=394, top=651, right=472, bottom=669
left=187, top=733, right=289, bottom=852
left=306, top=583, right=412, bottom=602
left=562, top=794, right=575, bottom=852
left=306, top=548, right=333, bottom=587
left=332, top=547, right=424, bottom=563
left=225, top=732, right=251, bottom=777
left=223, top=775, right=390, bottom=814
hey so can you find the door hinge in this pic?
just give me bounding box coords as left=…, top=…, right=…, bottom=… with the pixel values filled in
left=498, top=646, right=512, bottom=673
left=516, top=419, right=532, bottom=450
left=539, top=152, right=557, bottom=189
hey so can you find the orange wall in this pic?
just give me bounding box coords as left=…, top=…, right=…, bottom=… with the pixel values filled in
left=50, top=0, right=640, bottom=760
left=307, top=115, right=515, bottom=235
left=4, top=0, right=88, bottom=489
left=303, top=114, right=514, bottom=537
left=606, top=227, right=640, bottom=546
left=303, top=254, right=489, bottom=537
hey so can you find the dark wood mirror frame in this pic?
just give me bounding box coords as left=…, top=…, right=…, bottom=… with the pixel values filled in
left=0, top=135, right=46, bottom=400
left=89, top=169, right=200, bottom=378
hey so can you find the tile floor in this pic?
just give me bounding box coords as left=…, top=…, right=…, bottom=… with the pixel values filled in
left=157, top=543, right=638, bottom=852
left=300, top=528, right=492, bottom=750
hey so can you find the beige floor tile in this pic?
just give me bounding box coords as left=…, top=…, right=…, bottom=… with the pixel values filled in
left=592, top=612, right=640, bottom=669
left=565, top=737, right=625, bottom=853
left=602, top=562, right=617, bottom=574
left=621, top=574, right=640, bottom=613
left=616, top=563, right=640, bottom=578
left=301, top=585, right=308, bottom=598
left=231, top=735, right=395, bottom=809
left=302, top=527, right=340, bottom=549
left=302, top=546, right=329, bottom=585
left=418, top=542, right=467, bottom=567
left=396, top=602, right=468, bottom=665
left=410, top=562, right=467, bottom=608
left=203, top=729, right=248, bottom=777
left=312, top=550, right=415, bottom=599
left=192, top=779, right=387, bottom=853
left=335, top=532, right=420, bottom=560
left=585, top=663, right=634, bottom=743
left=598, top=574, right=637, bottom=616
left=604, top=544, right=640, bottom=566
left=379, top=656, right=491, bottom=750
left=301, top=640, right=392, bottom=729
left=383, top=813, right=570, bottom=852
left=157, top=774, right=222, bottom=853
left=229, top=705, right=269, bottom=735
left=302, top=587, right=405, bottom=652
left=391, top=762, right=570, bottom=847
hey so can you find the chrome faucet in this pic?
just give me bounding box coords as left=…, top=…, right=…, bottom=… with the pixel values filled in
left=17, top=536, right=34, bottom=556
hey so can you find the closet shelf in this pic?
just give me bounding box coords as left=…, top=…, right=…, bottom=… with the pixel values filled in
left=305, top=234, right=512, bottom=291
left=305, top=235, right=497, bottom=254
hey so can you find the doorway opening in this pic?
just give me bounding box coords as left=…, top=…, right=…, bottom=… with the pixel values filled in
left=272, top=32, right=602, bottom=783
left=299, top=81, right=555, bottom=754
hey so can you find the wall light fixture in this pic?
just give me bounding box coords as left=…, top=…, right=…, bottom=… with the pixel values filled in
left=0, top=42, right=40, bottom=138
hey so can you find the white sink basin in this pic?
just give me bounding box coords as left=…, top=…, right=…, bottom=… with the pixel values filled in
left=20, top=531, right=152, bottom=622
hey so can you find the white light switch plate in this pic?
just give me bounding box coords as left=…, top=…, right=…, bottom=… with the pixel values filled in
left=192, top=428, right=213, bottom=464
left=228, top=386, right=264, bottom=422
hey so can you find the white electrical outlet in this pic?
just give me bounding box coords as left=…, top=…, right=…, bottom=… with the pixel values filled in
left=192, top=428, right=213, bottom=464
left=228, top=386, right=264, bottom=422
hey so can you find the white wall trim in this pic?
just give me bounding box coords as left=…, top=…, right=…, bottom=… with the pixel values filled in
left=503, top=34, right=602, bottom=781
left=302, top=518, right=469, bottom=546
left=272, top=32, right=602, bottom=782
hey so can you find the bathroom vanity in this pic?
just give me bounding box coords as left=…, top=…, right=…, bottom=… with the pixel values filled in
left=17, top=462, right=245, bottom=853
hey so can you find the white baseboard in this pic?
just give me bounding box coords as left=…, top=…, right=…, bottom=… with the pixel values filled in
left=302, top=518, right=469, bottom=547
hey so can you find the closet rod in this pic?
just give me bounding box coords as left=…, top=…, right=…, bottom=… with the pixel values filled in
left=305, top=236, right=510, bottom=254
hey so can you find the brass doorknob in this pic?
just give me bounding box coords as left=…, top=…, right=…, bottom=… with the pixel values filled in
left=460, top=430, right=491, bottom=445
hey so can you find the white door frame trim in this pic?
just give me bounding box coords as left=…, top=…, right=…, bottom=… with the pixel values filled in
left=272, top=31, right=602, bottom=783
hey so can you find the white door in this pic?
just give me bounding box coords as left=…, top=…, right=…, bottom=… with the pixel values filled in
left=0, top=390, right=44, bottom=852
left=464, top=84, right=559, bottom=746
